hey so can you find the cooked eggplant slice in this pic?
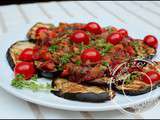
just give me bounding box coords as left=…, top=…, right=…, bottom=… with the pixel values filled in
left=51, top=78, right=115, bottom=102
left=6, top=41, right=35, bottom=70
left=113, top=61, right=160, bottom=96
left=27, top=22, right=55, bottom=41
left=113, top=80, right=159, bottom=96
left=83, top=77, right=112, bottom=86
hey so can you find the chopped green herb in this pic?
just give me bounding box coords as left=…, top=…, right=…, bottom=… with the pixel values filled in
left=103, top=61, right=109, bottom=66
left=60, top=54, right=72, bottom=64
left=48, top=45, right=58, bottom=52
left=75, top=60, right=81, bottom=65
left=11, top=74, right=51, bottom=92
left=14, top=51, right=20, bottom=55
left=130, top=41, right=139, bottom=53
left=79, top=43, right=84, bottom=51
left=31, top=74, right=38, bottom=81
left=105, top=26, right=116, bottom=34
left=57, top=65, right=63, bottom=71
left=100, top=44, right=113, bottom=56
left=34, top=61, right=39, bottom=66
left=125, top=73, right=139, bottom=84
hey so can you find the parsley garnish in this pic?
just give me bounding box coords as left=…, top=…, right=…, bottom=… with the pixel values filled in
left=60, top=54, right=72, bottom=64
left=11, top=74, right=51, bottom=92
left=100, top=44, right=113, bottom=56
left=103, top=61, right=109, bottom=66
left=125, top=73, right=138, bottom=84
left=130, top=41, right=139, bottom=53
left=75, top=60, right=81, bottom=65
left=48, top=45, right=58, bottom=53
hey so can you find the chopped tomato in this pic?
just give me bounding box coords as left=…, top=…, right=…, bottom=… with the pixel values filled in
left=126, top=46, right=135, bottom=56
left=60, top=69, right=70, bottom=77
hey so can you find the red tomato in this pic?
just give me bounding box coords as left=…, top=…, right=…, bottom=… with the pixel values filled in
left=60, top=69, right=70, bottom=77
left=81, top=48, right=101, bottom=62
left=14, top=62, right=36, bottom=80
left=70, top=30, right=89, bottom=45
left=107, top=33, right=122, bottom=45
left=85, top=22, right=102, bottom=34
left=118, top=29, right=128, bottom=38
left=48, top=31, right=57, bottom=39
left=32, top=47, right=41, bottom=60
left=126, top=46, right=135, bottom=56
left=19, top=48, right=34, bottom=61
left=143, top=35, right=158, bottom=48
left=143, top=71, right=160, bottom=84
left=42, top=53, right=52, bottom=61
left=36, top=27, right=48, bottom=37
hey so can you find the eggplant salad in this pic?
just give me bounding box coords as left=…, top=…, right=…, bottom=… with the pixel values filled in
left=6, top=22, right=160, bottom=102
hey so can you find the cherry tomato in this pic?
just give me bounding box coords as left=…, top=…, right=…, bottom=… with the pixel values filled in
left=143, top=71, right=160, bottom=84
left=36, top=27, right=48, bottom=37
left=118, top=29, right=128, bottom=38
left=107, top=33, right=122, bottom=45
left=81, top=48, right=101, bottom=62
left=70, top=30, right=89, bottom=45
left=14, top=62, right=36, bottom=80
left=19, top=48, right=34, bottom=61
left=143, top=35, right=158, bottom=48
left=85, top=22, right=102, bottom=34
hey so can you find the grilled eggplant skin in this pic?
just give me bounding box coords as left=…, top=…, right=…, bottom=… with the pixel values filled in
left=37, top=69, right=62, bottom=79
left=6, top=41, right=35, bottom=70
left=51, top=78, right=115, bottom=102
left=113, top=83, right=159, bottom=96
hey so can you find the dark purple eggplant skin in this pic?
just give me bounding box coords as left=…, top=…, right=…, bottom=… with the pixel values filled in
left=52, top=91, right=111, bottom=103
left=6, top=40, right=30, bottom=70
left=112, top=83, right=159, bottom=96
left=51, top=79, right=115, bottom=102
left=37, top=69, right=62, bottom=79
left=6, top=46, right=15, bottom=70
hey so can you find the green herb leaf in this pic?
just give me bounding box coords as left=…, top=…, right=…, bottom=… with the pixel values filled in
left=48, top=45, right=58, bottom=53
left=103, top=61, right=109, bottom=66
left=11, top=74, right=51, bottom=92
left=60, top=54, right=72, bottom=64
left=75, top=60, right=81, bottom=65
left=100, top=44, right=113, bottom=56
left=31, top=74, right=38, bottom=81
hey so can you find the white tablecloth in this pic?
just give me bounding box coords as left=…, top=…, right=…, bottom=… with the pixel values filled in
left=0, top=1, right=160, bottom=119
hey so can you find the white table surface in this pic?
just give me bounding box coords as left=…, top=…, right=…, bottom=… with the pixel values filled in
left=0, top=1, right=160, bottom=119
